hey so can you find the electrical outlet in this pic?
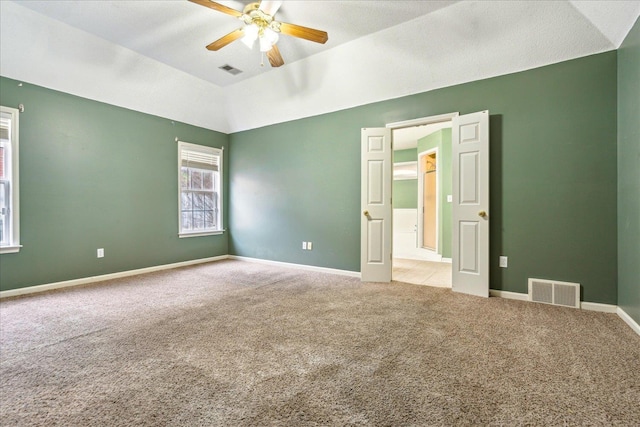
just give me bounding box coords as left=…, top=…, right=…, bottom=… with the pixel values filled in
left=302, top=242, right=307, bottom=250
left=499, top=256, right=508, bottom=268
left=97, top=248, right=105, bottom=258
left=307, top=242, right=312, bottom=250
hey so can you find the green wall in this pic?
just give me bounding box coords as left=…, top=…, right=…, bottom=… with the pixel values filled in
left=617, top=17, right=640, bottom=324
left=393, top=148, right=417, bottom=163
left=0, top=77, right=229, bottom=291
left=230, top=51, right=618, bottom=304
left=393, top=148, right=418, bottom=209
left=0, top=50, right=623, bottom=306
left=417, top=129, right=453, bottom=258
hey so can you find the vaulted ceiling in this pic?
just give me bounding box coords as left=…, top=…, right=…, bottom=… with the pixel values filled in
left=1, top=1, right=638, bottom=134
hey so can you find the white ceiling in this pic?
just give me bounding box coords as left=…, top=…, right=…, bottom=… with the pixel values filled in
left=1, top=1, right=638, bottom=134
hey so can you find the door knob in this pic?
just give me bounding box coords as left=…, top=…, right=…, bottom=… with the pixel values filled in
left=363, top=210, right=369, bottom=217
left=478, top=210, right=487, bottom=218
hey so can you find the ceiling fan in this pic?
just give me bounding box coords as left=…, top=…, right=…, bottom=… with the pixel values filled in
left=189, top=0, right=329, bottom=68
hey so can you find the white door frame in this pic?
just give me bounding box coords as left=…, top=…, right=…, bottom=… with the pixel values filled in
left=417, top=147, right=439, bottom=252
left=364, top=111, right=489, bottom=296
left=387, top=112, right=458, bottom=261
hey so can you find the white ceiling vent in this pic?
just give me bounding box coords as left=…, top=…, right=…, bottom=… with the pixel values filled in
left=219, top=64, right=242, bottom=75
left=528, top=278, right=580, bottom=309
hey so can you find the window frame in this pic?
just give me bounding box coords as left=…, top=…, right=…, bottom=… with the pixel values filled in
left=177, top=141, right=223, bottom=238
left=0, top=105, right=21, bottom=254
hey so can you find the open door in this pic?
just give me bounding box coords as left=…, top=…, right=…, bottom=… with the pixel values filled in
left=361, top=127, right=392, bottom=282
left=452, top=111, right=489, bottom=297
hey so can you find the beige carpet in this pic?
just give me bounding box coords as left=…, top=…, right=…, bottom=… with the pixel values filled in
left=1, top=259, right=639, bottom=426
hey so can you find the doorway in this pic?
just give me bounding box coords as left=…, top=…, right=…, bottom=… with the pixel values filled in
left=422, top=151, right=437, bottom=251
left=390, top=116, right=454, bottom=288
left=361, top=110, right=490, bottom=296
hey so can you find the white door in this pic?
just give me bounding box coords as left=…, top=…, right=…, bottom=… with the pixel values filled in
left=452, top=111, right=489, bottom=297
left=361, top=127, right=392, bottom=282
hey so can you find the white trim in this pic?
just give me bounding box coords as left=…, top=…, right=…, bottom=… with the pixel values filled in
left=0, top=106, right=20, bottom=253
left=417, top=147, right=439, bottom=253
left=489, top=289, right=529, bottom=301
left=179, top=230, right=225, bottom=238
left=0, top=244, right=23, bottom=254
left=177, top=141, right=223, bottom=236
left=581, top=301, right=618, bottom=313
left=386, top=113, right=458, bottom=283
left=617, top=307, right=640, bottom=336
left=0, top=255, right=228, bottom=299
left=386, top=112, right=460, bottom=130
left=228, top=255, right=361, bottom=278
left=441, top=257, right=452, bottom=263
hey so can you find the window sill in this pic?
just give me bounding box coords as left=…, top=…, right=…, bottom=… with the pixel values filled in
left=179, top=230, right=225, bottom=238
left=0, top=245, right=22, bottom=254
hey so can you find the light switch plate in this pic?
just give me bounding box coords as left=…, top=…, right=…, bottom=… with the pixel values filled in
left=307, top=242, right=312, bottom=250
left=447, top=195, right=452, bottom=202
left=499, top=256, right=508, bottom=268
left=97, top=248, right=104, bottom=258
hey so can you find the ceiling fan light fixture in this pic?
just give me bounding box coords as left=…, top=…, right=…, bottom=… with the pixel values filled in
left=190, top=1, right=328, bottom=68
left=259, top=28, right=279, bottom=52
left=241, top=23, right=259, bottom=49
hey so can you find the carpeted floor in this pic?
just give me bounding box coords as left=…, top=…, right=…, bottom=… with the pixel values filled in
left=1, top=259, right=639, bottom=426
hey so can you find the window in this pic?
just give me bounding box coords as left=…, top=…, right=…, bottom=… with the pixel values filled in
left=178, top=141, right=223, bottom=237
left=0, top=106, right=20, bottom=254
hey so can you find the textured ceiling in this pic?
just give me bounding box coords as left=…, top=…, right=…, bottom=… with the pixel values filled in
left=11, top=0, right=457, bottom=87
left=1, top=1, right=638, bottom=134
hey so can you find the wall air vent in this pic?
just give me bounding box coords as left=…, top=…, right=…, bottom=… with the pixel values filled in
left=219, top=64, right=243, bottom=75
left=528, top=278, right=580, bottom=309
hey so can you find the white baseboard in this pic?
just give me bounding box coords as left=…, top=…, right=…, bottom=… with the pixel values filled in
left=228, top=255, right=361, bottom=278
left=489, top=289, right=529, bottom=301
left=581, top=301, right=618, bottom=313
left=617, top=307, right=640, bottom=336
left=0, top=255, right=229, bottom=299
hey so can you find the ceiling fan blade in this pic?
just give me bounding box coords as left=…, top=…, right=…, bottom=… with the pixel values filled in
left=188, top=0, right=243, bottom=18
left=266, top=44, right=284, bottom=67
left=206, top=28, right=244, bottom=51
left=259, top=1, right=283, bottom=16
left=279, top=22, right=328, bottom=44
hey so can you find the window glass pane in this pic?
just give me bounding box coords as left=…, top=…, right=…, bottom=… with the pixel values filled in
left=181, top=212, right=192, bottom=231
left=203, top=193, right=214, bottom=210
left=0, top=146, right=5, bottom=179
left=180, top=167, right=189, bottom=189
left=204, top=210, right=214, bottom=228
left=181, top=192, right=192, bottom=210
left=193, top=211, right=204, bottom=230
left=203, top=171, right=213, bottom=190
left=193, top=193, right=204, bottom=210
left=191, top=170, right=202, bottom=190
left=0, top=181, right=5, bottom=209
left=0, top=181, right=5, bottom=244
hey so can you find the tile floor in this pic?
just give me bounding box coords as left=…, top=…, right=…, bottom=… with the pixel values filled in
left=392, top=258, right=452, bottom=288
